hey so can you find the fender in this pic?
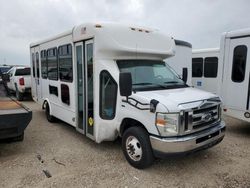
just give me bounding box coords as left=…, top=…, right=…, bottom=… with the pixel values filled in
left=42, top=98, right=51, bottom=112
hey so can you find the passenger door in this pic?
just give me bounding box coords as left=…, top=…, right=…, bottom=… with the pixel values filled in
left=75, top=42, right=85, bottom=134
left=31, top=47, right=42, bottom=102
left=35, top=51, right=42, bottom=101
left=31, top=49, right=37, bottom=101
left=75, top=39, right=94, bottom=139
left=223, top=37, right=250, bottom=111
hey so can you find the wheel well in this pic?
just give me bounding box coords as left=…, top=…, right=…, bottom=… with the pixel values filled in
left=42, top=100, right=48, bottom=110
left=120, top=118, right=148, bottom=136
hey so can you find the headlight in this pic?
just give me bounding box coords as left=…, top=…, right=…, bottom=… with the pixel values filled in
left=156, top=113, right=179, bottom=136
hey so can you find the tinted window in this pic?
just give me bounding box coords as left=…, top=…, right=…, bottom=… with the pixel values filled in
left=0, top=67, right=11, bottom=74
left=47, top=48, right=58, bottom=80
left=100, top=71, right=117, bottom=119
left=204, top=57, right=218, bottom=78
left=58, top=44, right=73, bottom=82
left=41, top=50, right=47, bottom=79
left=32, top=53, right=35, bottom=77
left=61, top=84, right=70, bottom=105
left=232, top=45, right=247, bottom=82
left=15, top=68, right=31, bottom=76
left=36, top=52, right=40, bottom=78
left=192, top=58, right=203, bottom=77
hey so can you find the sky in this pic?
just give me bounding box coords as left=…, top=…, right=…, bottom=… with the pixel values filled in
left=0, top=0, right=249, bottom=65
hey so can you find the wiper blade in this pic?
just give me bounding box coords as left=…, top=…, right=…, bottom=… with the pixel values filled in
left=164, top=81, right=179, bottom=84
left=133, top=82, right=167, bottom=88
left=133, top=82, right=153, bottom=85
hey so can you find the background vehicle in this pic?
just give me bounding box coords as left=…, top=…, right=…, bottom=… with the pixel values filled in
left=30, top=22, right=225, bottom=169
left=192, top=48, right=220, bottom=94
left=167, top=39, right=192, bottom=86
left=192, top=28, right=250, bottom=122
left=6, top=66, right=31, bottom=101
left=0, top=65, right=12, bottom=83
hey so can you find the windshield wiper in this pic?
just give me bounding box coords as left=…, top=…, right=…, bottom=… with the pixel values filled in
left=133, top=82, right=168, bottom=89
left=164, top=81, right=180, bottom=84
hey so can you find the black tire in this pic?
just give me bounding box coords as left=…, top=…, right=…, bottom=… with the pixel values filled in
left=12, top=133, right=24, bottom=142
left=45, top=102, right=56, bottom=123
left=15, top=86, right=23, bottom=101
left=122, top=126, right=154, bottom=169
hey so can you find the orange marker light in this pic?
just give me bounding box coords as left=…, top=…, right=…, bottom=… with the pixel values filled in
left=156, top=119, right=166, bottom=126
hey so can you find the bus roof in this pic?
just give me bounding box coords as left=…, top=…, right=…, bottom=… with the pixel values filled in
left=192, top=48, right=220, bottom=54
left=223, top=28, right=250, bottom=39
left=30, top=22, right=176, bottom=59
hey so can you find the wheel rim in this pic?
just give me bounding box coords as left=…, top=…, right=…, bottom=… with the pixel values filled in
left=126, top=136, right=142, bottom=161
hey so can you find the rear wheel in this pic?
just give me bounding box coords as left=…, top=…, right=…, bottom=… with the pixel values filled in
left=15, top=86, right=23, bottom=101
left=122, top=126, right=154, bottom=169
left=45, top=102, right=56, bottom=123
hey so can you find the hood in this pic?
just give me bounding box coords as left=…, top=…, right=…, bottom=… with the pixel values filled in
left=132, top=87, right=218, bottom=112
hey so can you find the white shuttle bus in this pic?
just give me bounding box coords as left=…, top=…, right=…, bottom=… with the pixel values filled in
left=167, top=39, right=192, bottom=86
left=192, top=48, right=220, bottom=94
left=192, top=28, right=250, bottom=123
left=219, top=29, right=250, bottom=122
left=30, top=23, right=225, bottom=169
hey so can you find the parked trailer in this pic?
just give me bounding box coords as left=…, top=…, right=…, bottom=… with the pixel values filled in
left=30, top=23, right=225, bottom=169
left=167, top=40, right=192, bottom=86
left=0, top=97, right=32, bottom=141
left=192, top=48, right=220, bottom=94
left=192, top=28, right=250, bottom=123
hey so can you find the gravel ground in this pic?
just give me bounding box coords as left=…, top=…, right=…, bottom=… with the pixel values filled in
left=0, top=89, right=250, bottom=187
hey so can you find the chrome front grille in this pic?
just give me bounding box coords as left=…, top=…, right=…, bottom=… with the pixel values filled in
left=180, top=100, right=221, bottom=135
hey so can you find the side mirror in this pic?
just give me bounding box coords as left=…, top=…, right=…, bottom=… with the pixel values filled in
left=119, top=72, right=132, bottom=97
left=182, top=67, right=188, bottom=84
left=3, top=73, right=10, bottom=82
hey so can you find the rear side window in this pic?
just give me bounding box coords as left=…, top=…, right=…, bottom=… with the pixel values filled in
left=99, top=71, right=117, bottom=120
left=15, top=68, right=31, bottom=76
left=58, top=44, right=73, bottom=82
left=192, top=58, right=203, bottom=77
left=204, top=57, right=218, bottom=78
left=41, top=50, right=47, bottom=79
left=47, top=48, right=58, bottom=80
left=232, top=45, right=247, bottom=83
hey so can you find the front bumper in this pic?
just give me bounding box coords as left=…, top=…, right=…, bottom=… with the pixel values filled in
left=150, top=121, right=226, bottom=158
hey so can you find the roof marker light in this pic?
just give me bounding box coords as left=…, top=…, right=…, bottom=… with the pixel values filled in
left=95, top=24, right=102, bottom=28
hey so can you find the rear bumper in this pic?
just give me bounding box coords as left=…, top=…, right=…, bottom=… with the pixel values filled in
left=0, top=104, right=32, bottom=139
left=150, top=121, right=226, bottom=158
left=20, top=87, right=31, bottom=94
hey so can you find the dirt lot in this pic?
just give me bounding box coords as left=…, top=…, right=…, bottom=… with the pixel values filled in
left=0, top=90, right=250, bottom=187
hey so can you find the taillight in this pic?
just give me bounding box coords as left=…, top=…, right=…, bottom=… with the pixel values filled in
left=19, top=77, right=25, bottom=86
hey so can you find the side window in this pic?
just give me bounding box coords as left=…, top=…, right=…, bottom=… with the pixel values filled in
left=61, top=84, right=70, bottom=105
left=232, top=45, right=247, bottom=83
left=47, top=48, right=58, bottom=80
left=99, top=71, right=118, bottom=120
left=192, top=58, right=203, bottom=77
left=204, top=57, right=218, bottom=78
left=32, top=53, right=35, bottom=77
left=41, top=50, right=48, bottom=79
left=36, top=52, right=40, bottom=78
left=58, top=44, right=73, bottom=82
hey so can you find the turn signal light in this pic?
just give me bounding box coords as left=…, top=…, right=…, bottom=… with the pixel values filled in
left=156, top=119, right=166, bottom=126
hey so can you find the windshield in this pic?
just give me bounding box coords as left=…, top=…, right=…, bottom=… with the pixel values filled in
left=0, top=67, right=11, bottom=74
left=117, top=60, right=187, bottom=91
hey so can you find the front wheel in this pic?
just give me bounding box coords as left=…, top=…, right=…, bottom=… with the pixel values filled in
left=122, top=126, right=154, bottom=169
